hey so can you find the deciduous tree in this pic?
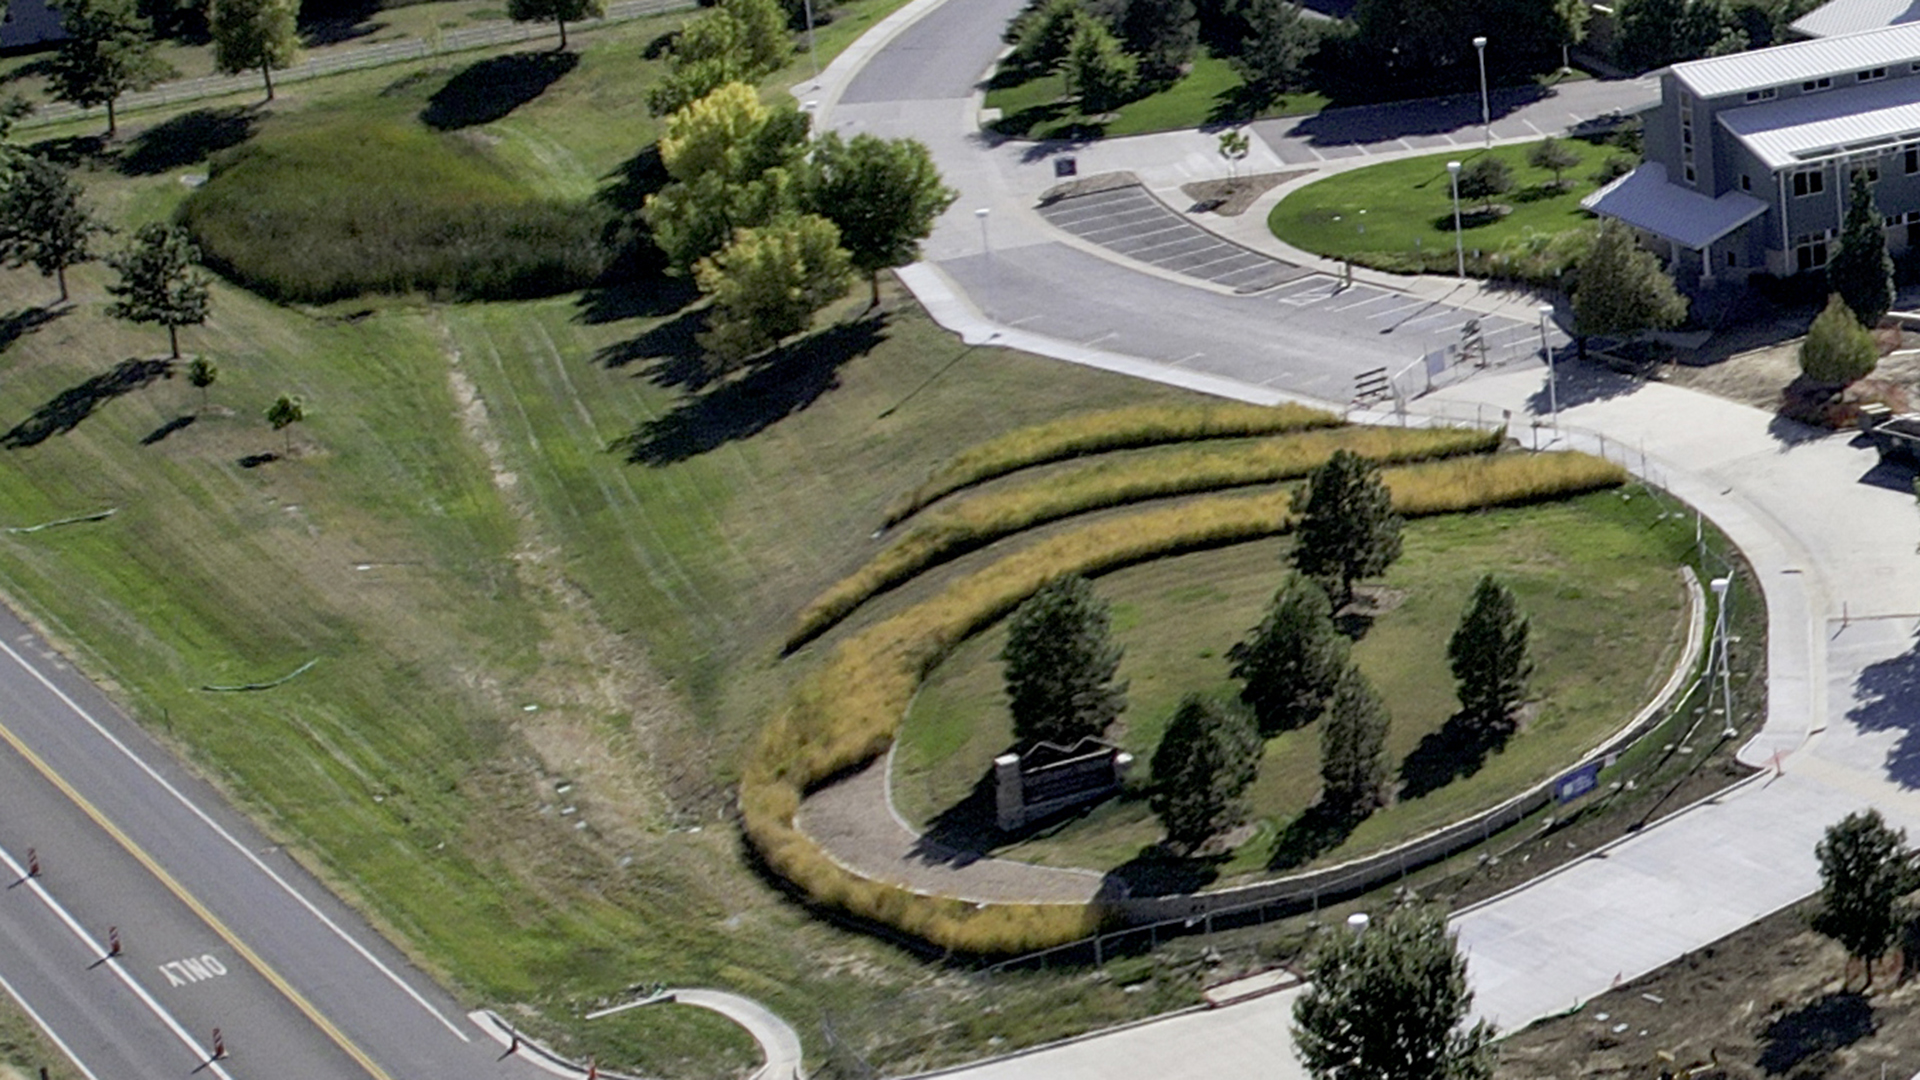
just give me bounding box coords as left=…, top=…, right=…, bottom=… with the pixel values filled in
left=646, top=0, right=791, bottom=116
left=1455, top=155, right=1512, bottom=215
left=1289, top=448, right=1403, bottom=609
left=803, top=132, right=955, bottom=309
left=1005, top=0, right=1086, bottom=71
left=1318, top=662, right=1389, bottom=817
left=999, top=574, right=1128, bottom=746
left=693, top=213, right=850, bottom=366
left=266, top=393, right=304, bottom=453
left=47, top=0, right=173, bottom=138
left=1527, top=136, right=1580, bottom=190
left=643, top=81, right=809, bottom=271
left=506, top=0, right=604, bottom=49
left=1293, top=905, right=1496, bottom=1080
left=1828, top=169, right=1894, bottom=329
left=209, top=0, right=300, bottom=100
left=106, top=222, right=210, bottom=359
left=188, top=357, right=217, bottom=410
left=1813, top=809, right=1912, bottom=987
left=0, top=157, right=100, bottom=304
left=1615, top=0, right=1745, bottom=71
left=1572, top=219, right=1687, bottom=350
left=1228, top=572, right=1346, bottom=736
left=1800, top=294, right=1879, bottom=387
left=1149, top=694, right=1262, bottom=852
left=1448, top=574, right=1532, bottom=736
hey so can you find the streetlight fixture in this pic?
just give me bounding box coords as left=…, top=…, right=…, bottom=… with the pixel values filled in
left=1473, top=36, right=1490, bottom=149
left=802, top=0, right=819, bottom=85
left=975, top=207, right=991, bottom=255
left=1538, top=304, right=1557, bottom=429
left=1447, top=161, right=1464, bottom=279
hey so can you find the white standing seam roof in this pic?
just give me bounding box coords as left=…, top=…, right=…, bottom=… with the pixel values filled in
left=1719, top=76, right=1920, bottom=168
left=1581, top=163, right=1770, bottom=249
left=1791, top=0, right=1920, bottom=39
left=1669, top=21, right=1920, bottom=98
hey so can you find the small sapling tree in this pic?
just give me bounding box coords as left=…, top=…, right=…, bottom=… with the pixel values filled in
left=1813, top=809, right=1912, bottom=988
left=107, top=223, right=210, bottom=359
left=266, top=393, right=303, bottom=453
left=1447, top=573, right=1533, bottom=738
left=1318, top=662, right=1389, bottom=818
left=1289, top=449, right=1402, bottom=610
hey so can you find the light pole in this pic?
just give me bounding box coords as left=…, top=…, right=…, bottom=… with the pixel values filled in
left=1538, top=304, right=1557, bottom=429
left=1474, top=36, right=1490, bottom=149
left=975, top=207, right=991, bottom=256
left=802, top=0, right=819, bottom=85
left=1447, top=161, right=1464, bottom=278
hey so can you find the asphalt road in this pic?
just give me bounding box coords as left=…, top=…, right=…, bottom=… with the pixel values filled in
left=0, top=604, right=542, bottom=1080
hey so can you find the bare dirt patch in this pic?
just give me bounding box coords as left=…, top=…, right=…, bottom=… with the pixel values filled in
left=1664, top=325, right=1920, bottom=417
left=1497, top=899, right=1920, bottom=1080
left=1180, top=169, right=1311, bottom=217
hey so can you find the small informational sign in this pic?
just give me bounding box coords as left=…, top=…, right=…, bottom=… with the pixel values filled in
left=1554, top=761, right=1602, bottom=803
left=1054, top=156, right=1079, bottom=178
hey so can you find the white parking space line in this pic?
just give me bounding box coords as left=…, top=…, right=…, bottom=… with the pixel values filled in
left=1367, top=299, right=1430, bottom=321
left=1331, top=291, right=1397, bottom=312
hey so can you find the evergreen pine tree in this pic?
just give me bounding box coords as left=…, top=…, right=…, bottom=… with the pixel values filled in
left=1000, top=574, right=1128, bottom=746
left=1319, top=663, right=1389, bottom=817
left=1228, top=573, right=1347, bottom=735
left=1293, top=905, right=1496, bottom=1080
left=1828, top=169, right=1895, bottom=329
left=1447, top=574, right=1533, bottom=736
left=1149, top=695, right=1263, bottom=851
left=1289, top=449, right=1402, bottom=609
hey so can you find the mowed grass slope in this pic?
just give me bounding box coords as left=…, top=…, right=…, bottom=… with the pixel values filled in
left=896, top=488, right=1691, bottom=874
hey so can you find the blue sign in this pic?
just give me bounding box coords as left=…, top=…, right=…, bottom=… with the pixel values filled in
left=1554, top=761, right=1601, bottom=803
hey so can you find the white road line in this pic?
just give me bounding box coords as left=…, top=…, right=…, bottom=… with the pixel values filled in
left=1083, top=331, right=1118, bottom=346
left=0, top=844, right=234, bottom=1080
left=1525, top=120, right=1545, bottom=135
left=0, top=637, right=470, bottom=1041
left=0, top=965, right=105, bottom=1080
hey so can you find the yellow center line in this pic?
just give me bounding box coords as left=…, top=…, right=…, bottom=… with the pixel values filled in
left=0, top=712, right=396, bottom=1080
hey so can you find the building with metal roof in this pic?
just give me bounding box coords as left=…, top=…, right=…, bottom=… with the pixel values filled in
left=1789, top=0, right=1920, bottom=40
left=1585, top=23, right=1920, bottom=283
left=0, top=0, right=67, bottom=50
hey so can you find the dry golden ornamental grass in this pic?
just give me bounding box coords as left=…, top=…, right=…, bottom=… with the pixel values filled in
left=744, top=449, right=1627, bottom=955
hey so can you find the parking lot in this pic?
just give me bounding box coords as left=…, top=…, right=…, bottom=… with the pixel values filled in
left=1037, top=186, right=1308, bottom=293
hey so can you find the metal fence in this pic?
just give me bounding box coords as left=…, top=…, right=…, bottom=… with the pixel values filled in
left=18, top=0, right=697, bottom=128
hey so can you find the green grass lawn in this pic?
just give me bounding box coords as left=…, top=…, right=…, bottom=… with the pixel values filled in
left=1269, top=138, right=1629, bottom=276
left=894, top=487, right=1692, bottom=876
left=0, top=0, right=1216, bottom=1071
left=986, top=51, right=1325, bottom=140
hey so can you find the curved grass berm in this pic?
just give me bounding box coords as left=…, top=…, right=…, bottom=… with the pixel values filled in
left=744, top=450, right=1629, bottom=956
left=881, top=402, right=1341, bottom=527
left=788, top=425, right=1501, bottom=652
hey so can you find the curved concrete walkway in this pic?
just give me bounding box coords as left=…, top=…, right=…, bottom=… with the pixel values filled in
left=670, top=990, right=805, bottom=1080
left=801, top=0, right=1920, bottom=1076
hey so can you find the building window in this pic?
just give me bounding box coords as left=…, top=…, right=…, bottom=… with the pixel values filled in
left=1727, top=250, right=1737, bottom=268
left=1792, top=169, right=1825, bottom=197
left=1745, top=87, right=1777, bottom=102
left=1683, top=127, right=1693, bottom=146
left=1685, top=164, right=1697, bottom=183
left=1795, top=232, right=1830, bottom=271
left=1906, top=146, right=1918, bottom=174
left=1803, top=76, right=1833, bottom=92
left=1741, top=174, right=1752, bottom=191
left=1859, top=67, right=1888, bottom=82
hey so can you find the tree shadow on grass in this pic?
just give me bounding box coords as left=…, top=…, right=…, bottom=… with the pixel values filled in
left=117, top=106, right=260, bottom=176
left=594, top=304, right=708, bottom=385
left=421, top=50, right=580, bottom=131
left=577, top=275, right=698, bottom=328
left=1397, top=712, right=1512, bottom=801
left=612, top=319, right=885, bottom=465
left=1268, top=802, right=1361, bottom=871
left=26, top=135, right=108, bottom=169
left=1758, top=991, right=1873, bottom=1075
left=140, top=415, right=196, bottom=445
left=1, top=358, right=172, bottom=449
left=0, top=306, right=69, bottom=357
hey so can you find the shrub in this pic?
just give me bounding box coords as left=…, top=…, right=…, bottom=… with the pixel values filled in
left=742, top=450, right=1625, bottom=954
left=1801, top=294, right=1879, bottom=387
left=791, top=425, right=1497, bottom=650
left=884, top=402, right=1339, bottom=526
left=181, top=114, right=614, bottom=303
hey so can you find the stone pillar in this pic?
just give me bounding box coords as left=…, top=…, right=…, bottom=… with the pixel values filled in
left=994, top=753, right=1024, bottom=831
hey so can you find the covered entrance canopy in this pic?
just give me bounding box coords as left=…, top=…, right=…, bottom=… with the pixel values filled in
left=1582, top=162, right=1770, bottom=280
